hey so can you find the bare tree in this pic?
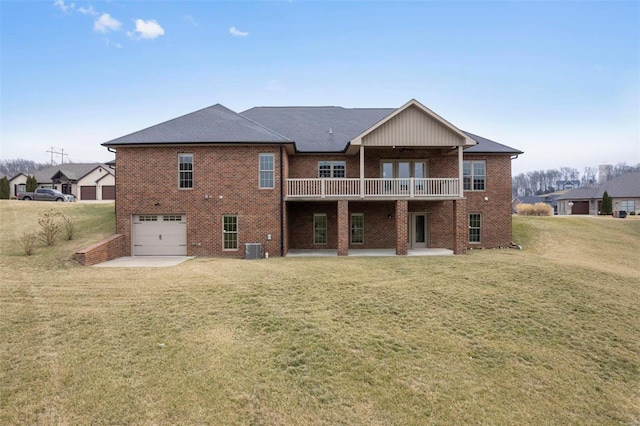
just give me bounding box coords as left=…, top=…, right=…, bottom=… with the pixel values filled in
left=0, top=159, right=49, bottom=176
left=581, top=167, right=598, bottom=187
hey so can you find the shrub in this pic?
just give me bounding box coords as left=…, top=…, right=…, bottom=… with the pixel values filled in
left=516, top=203, right=553, bottom=216
left=516, top=203, right=535, bottom=215
left=534, top=202, right=553, bottom=216
left=26, top=175, right=38, bottom=192
left=0, top=177, right=9, bottom=199
left=601, top=191, right=613, bottom=215
left=19, top=231, right=38, bottom=255
left=60, top=213, right=76, bottom=241
left=38, top=210, right=61, bottom=246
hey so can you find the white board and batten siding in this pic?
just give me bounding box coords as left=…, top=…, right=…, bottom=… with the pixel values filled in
left=132, top=214, right=187, bottom=256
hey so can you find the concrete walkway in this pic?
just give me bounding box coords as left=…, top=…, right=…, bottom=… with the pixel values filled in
left=93, top=256, right=194, bottom=267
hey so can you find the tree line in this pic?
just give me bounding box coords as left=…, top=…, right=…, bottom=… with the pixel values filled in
left=513, top=162, right=640, bottom=197
left=0, top=159, right=52, bottom=177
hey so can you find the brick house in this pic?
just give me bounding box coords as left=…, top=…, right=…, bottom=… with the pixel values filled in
left=103, top=99, right=522, bottom=257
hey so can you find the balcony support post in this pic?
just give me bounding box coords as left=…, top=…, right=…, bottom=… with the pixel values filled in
left=337, top=200, right=349, bottom=256
left=395, top=200, right=408, bottom=255
left=458, top=146, right=464, bottom=197
left=360, top=146, right=365, bottom=198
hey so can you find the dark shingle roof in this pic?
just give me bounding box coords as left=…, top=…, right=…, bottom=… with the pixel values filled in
left=33, top=163, right=112, bottom=183
left=463, top=132, right=523, bottom=155
left=557, top=173, right=640, bottom=200
left=241, top=107, right=395, bottom=152
left=103, top=102, right=522, bottom=154
left=103, top=104, right=292, bottom=146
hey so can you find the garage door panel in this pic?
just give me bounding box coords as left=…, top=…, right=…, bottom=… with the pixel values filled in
left=133, top=215, right=187, bottom=256
left=102, top=186, right=115, bottom=200
left=81, top=186, right=97, bottom=200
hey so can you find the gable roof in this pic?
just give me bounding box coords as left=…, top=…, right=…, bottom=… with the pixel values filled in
left=349, top=99, right=475, bottom=148
left=103, top=100, right=522, bottom=155
left=241, top=106, right=395, bottom=152
left=33, top=163, right=112, bottom=184
left=557, top=173, right=640, bottom=200
left=103, top=104, right=292, bottom=146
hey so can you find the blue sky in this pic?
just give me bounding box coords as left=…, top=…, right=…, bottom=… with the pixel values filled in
left=1, top=1, right=638, bottom=176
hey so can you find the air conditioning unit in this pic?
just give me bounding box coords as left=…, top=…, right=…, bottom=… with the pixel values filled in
left=245, top=243, right=262, bottom=260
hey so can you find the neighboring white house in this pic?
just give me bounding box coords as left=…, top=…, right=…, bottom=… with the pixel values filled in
left=8, top=173, right=28, bottom=198
left=12, top=163, right=115, bottom=200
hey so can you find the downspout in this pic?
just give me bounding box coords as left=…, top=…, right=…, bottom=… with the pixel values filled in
left=280, top=145, right=284, bottom=257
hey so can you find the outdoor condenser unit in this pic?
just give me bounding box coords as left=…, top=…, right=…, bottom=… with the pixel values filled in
left=245, top=243, right=262, bottom=260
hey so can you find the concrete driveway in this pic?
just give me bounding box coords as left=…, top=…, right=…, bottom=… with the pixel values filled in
left=93, top=256, right=193, bottom=267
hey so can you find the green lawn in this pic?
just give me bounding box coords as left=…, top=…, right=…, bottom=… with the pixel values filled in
left=1, top=200, right=639, bottom=425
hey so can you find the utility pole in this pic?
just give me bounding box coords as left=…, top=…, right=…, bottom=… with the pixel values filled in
left=45, top=147, right=69, bottom=165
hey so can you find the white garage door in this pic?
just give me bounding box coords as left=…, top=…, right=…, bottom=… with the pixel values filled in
left=133, top=214, right=187, bottom=256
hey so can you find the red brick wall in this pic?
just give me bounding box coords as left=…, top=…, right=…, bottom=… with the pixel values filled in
left=463, top=155, right=514, bottom=249
left=115, top=145, right=284, bottom=258
left=115, top=144, right=514, bottom=256
left=75, top=234, right=126, bottom=266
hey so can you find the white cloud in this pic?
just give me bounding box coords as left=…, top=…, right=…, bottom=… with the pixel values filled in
left=53, top=0, right=74, bottom=13
left=130, top=19, right=165, bottom=39
left=78, top=5, right=98, bottom=16
left=94, top=13, right=122, bottom=33
left=229, top=26, right=249, bottom=37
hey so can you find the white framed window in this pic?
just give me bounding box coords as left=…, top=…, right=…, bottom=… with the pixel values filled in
left=163, top=215, right=183, bottom=222
left=463, top=160, right=486, bottom=191
left=179, top=154, right=193, bottom=189
left=469, top=213, right=481, bottom=243
left=223, top=215, right=238, bottom=250
left=259, top=153, right=275, bottom=189
left=318, top=161, right=346, bottom=178
left=313, top=214, right=327, bottom=244
left=138, top=215, right=158, bottom=222
left=351, top=213, right=364, bottom=244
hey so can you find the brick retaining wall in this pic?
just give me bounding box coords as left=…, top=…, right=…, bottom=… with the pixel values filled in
left=75, top=234, right=126, bottom=266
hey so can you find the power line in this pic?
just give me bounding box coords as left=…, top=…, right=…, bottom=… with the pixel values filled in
left=45, top=147, right=69, bottom=165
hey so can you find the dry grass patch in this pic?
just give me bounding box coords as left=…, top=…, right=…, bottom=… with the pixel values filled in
left=1, top=201, right=639, bottom=425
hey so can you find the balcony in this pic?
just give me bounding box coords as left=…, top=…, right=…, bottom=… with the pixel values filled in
left=287, top=178, right=461, bottom=200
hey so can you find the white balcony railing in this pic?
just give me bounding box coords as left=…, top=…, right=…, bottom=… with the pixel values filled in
left=287, top=178, right=460, bottom=199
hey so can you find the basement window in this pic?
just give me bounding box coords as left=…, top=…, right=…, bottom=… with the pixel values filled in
left=223, top=215, right=238, bottom=250
left=351, top=213, right=364, bottom=244
left=469, top=213, right=481, bottom=243
left=313, top=214, right=327, bottom=244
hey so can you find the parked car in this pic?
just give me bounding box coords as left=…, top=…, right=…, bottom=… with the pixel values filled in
left=17, top=188, right=75, bottom=202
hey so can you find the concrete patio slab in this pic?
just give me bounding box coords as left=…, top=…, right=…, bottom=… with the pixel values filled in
left=286, top=248, right=453, bottom=257
left=93, top=256, right=194, bottom=267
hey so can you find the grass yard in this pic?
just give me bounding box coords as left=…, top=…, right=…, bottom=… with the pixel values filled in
left=1, top=200, right=639, bottom=425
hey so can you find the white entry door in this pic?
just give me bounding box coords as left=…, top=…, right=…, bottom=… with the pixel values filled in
left=133, top=214, right=187, bottom=255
